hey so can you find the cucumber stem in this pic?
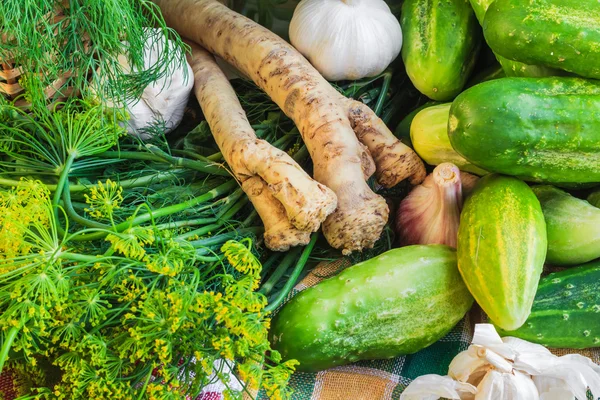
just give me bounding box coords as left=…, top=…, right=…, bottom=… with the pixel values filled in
left=264, top=233, right=318, bottom=312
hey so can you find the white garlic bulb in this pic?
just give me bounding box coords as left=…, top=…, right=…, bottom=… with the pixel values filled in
left=289, top=0, right=402, bottom=81
left=400, top=324, right=600, bottom=400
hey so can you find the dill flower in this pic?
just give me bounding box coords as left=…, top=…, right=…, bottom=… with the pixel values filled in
left=84, top=179, right=124, bottom=220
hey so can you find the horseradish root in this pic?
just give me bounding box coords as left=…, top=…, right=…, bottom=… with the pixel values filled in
left=154, top=0, right=426, bottom=253
left=187, top=43, right=336, bottom=249
left=242, top=177, right=311, bottom=251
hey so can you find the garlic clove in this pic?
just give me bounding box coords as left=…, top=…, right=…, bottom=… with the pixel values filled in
left=533, top=377, right=574, bottom=400
left=514, top=352, right=600, bottom=399
left=471, top=324, right=516, bottom=361
left=396, top=163, right=465, bottom=247
left=475, top=370, right=539, bottom=400
left=501, top=336, right=552, bottom=357
left=448, top=345, right=489, bottom=383
left=400, top=374, right=477, bottom=400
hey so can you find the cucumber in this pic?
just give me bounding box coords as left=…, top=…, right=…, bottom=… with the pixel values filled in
left=400, top=0, right=481, bottom=101
left=498, top=261, right=600, bottom=349
left=588, top=191, right=600, bottom=208
left=449, top=77, right=600, bottom=185
left=464, top=63, right=505, bottom=89
left=468, top=0, right=561, bottom=78
left=533, top=186, right=600, bottom=266
left=483, top=0, right=600, bottom=79
left=394, top=101, right=440, bottom=147
left=411, top=104, right=487, bottom=175
left=269, top=245, right=473, bottom=372
left=457, top=174, right=547, bottom=331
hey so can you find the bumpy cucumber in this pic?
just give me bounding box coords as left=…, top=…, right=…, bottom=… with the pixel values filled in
left=457, top=174, right=547, bottom=331
left=483, top=0, right=600, bottom=79
left=533, top=185, right=600, bottom=266
left=410, top=104, right=487, bottom=175
left=401, top=0, right=481, bottom=101
left=498, top=261, right=600, bottom=349
left=269, top=245, right=473, bottom=372
left=468, top=0, right=560, bottom=78
left=449, top=77, right=600, bottom=184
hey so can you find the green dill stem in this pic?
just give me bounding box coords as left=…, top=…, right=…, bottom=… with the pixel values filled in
left=374, top=71, right=393, bottom=117
left=137, top=368, right=154, bottom=400
left=259, top=247, right=302, bottom=295
left=0, top=171, right=181, bottom=192
left=60, top=252, right=100, bottom=263
left=144, top=145, right=231, bottom=177
left=191, top=227, right=264, bottom=254
left=175, top=191, right=247, bottom=240
left=51, top=153, right=77, bottom=207
left=292, top=145, right=309, bottom=163
left=0, top=326, right=19, bottom=375
left=72, top=180, right=238, bottom=241
left=97, top=149, right=230, bottom=176
left=241, top=209, right=258, bottom=228
left=259, top=253, right=281, bottom=280
left=264, top=233, right=318, bottom=312
left=154, top=217, right=218, bottom=230
left=62, top=182, right=110, bottom=229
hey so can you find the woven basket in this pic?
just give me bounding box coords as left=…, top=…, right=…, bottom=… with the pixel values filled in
left=0, top=3, right=86, bottom=108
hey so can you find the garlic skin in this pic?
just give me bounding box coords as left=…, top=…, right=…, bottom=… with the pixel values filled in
left=400, top=324, right=600, bottom=400
left=396, top=163, right=472, bottom=248
left=289, top=0, right=402, bottom=81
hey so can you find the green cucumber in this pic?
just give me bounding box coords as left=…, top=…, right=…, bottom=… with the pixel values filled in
left=457, top=174, right=547, bottom=331
left=468, top=0, right=561, bottom=78
left=588, top=191, right=600, bottom=208
left=411, top=104, right=487, bottom=175
left=465, top=63, right=505, bottom=89
left=269, top=245, right=473, bottom=372
left=483, top=0, right=600, bottom=79
left=400, top=0, right=481, bottom=101
left=498, top=261, right=600, bottom=348
left=449, top=77, right=600, bottom=185
left=533, top=185, right=600, bottom=266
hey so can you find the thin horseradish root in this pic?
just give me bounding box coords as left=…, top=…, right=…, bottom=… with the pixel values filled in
left=158, top=0, right=426, bottom=253
left=187, top=43, right=335, bottom=250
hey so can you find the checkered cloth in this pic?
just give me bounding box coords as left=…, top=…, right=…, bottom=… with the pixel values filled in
left=2, top=260, right=599, bottom=400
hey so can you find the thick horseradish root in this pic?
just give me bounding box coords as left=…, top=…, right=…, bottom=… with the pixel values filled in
left=187, top=42, right=335, bottom=250
left=157, top=0, right=426, bottom=253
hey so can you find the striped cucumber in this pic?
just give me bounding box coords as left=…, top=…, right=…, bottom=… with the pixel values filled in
left=401, top=0, right=481, bottom=101
left=457, top=174, right=547, bottom=331
left=448, top=77, right=600, bottom=185
left=498, top=261, right=600, bottom=348
left=533, top=185, right=600, bottom=266
left=483, top=0, right=600, bottom=79
left=468, top=0, right=561, bottom=77
left=270, top=245, right=474, bottom=372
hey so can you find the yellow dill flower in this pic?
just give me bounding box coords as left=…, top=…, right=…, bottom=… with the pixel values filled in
left=106, top=227, right=154, bottom=260
left=84, top=179, right=123, bottom=220
left=221, top=239, right=262, bottom=278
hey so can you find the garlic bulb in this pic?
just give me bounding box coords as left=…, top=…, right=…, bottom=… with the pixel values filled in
left=396, top=163, right=475, bottom=248
left=100, top=28, right=193, bottom=138
left=400, top=324, right=600, bottom=400
left=289, top=0, right=402, bottom=81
